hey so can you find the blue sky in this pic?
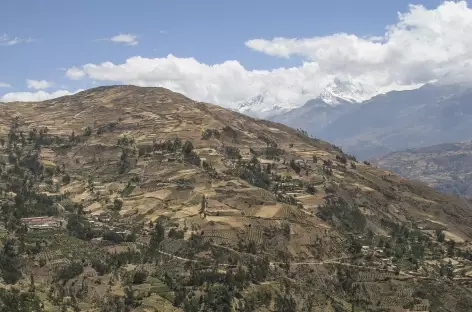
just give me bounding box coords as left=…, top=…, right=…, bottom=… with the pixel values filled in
left=0, top=0, right=467, bottom=111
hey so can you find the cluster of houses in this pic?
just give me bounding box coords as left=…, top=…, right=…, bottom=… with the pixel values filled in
left=20, top=216, right=65, bottom=230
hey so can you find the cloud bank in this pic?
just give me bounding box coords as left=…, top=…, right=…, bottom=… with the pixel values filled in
left=1, top=89, right=83, bottom=102
left=64, top=2, right=472, bottom=112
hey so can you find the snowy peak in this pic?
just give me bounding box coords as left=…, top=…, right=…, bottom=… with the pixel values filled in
left=318, top=78, right=379, bottom=106
left=235, top=78, right=380, bottom=117
left=237, top=93, right=266, bottom=111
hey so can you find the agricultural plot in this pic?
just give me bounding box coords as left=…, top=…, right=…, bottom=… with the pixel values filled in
left=275, top=204, right=306, bottom=222
left=202, top=229, right=239, bottom=246
left=240, top=226, right=264, bottom=245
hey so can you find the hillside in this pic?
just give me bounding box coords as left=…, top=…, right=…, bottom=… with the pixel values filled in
left=372, top=141, right=472, bottom=198
left=2, top=85, right=472, bottom=311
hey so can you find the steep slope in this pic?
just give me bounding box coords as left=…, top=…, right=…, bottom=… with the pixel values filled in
left=372, top=141, right=472, bottom=198
left=1, top=85, right=472, bottom=311
left=319, top=83, right=472, bottom=159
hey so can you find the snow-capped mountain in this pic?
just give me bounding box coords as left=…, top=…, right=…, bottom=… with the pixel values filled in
left=236, top=92, right=294, bottom=118
left=317, top=78, right=380, bottom=106
left=267, top=79, right=379, bottom=137
left=235, top=78, right=380, bottom=118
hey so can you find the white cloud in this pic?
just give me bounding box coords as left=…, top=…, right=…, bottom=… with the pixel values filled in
left=0, top=89, right=83, bottom=102
left=66, top=67, right=86, bottom=80
left=27, top=79, right=53, bottom=90
left=0, top=34, right=35, bottom=46
left=159, top=30, right=168, bottom=35
left=0, top=82, right=11, bottom=88
left=105, top=33, right=139, bottom=46
left=245, top=1, right=472, bottom=87
left=65, top=55, right=331, bottom=114
left=66, top=1, right=472, bottom=114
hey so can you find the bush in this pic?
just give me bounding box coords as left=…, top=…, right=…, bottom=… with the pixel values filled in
left=112, top=198, right=123, bottom=211
left=57, top=262, right=84, bottom=280
left=182, top=140, right=194, bottom=155
left=92, top=260, right=109, bottom=276
left=103, top=230, right=124, bottom=244
left=305, top=184, right=316, bottom=194
left=168, top=228, right=185, bottom=239
left=62, top=173, right=71, bottom=184
left=83, top=126, right=92, bottom=136
left=132, top=270, right=148, bottom=284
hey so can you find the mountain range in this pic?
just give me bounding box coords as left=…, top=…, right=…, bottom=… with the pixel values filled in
left=2, top=85, right=472, bottom=311
left=238, top=78, right=379, bottom=119
left=269, top=82, right=472, bottom=160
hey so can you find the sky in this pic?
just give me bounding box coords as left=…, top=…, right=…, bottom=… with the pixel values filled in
left=2, top=0, right=471, bottom=112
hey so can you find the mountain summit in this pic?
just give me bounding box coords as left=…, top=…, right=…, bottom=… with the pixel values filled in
left=318, top=78, right=379, bottom=106
left=236, top=78, right=379, bottom=117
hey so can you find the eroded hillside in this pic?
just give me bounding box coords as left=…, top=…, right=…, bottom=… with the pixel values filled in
left=2, top=85, right=472, bottom=311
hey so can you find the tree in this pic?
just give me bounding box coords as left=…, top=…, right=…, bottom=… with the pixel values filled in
left=436, top=230, right=445, bottom=243
left=275, top=291, right=297, bottom=312
left=150, top=222, right=165, bottom=249
left=57, top=262, right=84, bottom=281
left=112, top=198, right=123, bottom=211
left=182, top=140, right=194, bottom=155
left=200, top=195, right=207, bottom=217
left=132, top=270, right=148, bottom=284
left=62, top=174, right=71, bottom=185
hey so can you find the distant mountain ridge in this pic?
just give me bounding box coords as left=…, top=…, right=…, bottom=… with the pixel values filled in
left=267, top=79, right=377, bottom=132
left=371, top=141, right=472, bottom=198
left=270, top=82, right=472, bottom=160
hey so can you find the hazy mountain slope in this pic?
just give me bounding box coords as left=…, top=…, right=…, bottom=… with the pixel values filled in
left=2, top=85, right=472, bottom=311
left=268, top=79, right=370, bottom=136
left=319, top=83, right=472, bottom=159
left=372, top=141, right=472, bottom=198
left=268, top=98, right=359, bottom=136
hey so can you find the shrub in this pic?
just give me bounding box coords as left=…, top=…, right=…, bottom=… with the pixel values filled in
left=305, top=184, right=316, bottom=194
left=168, top=228, right=185, bottom=239
left=92, top=260, right=109, bottom=276
left=103, top=230, right=124, bottom=244
left=62, top=173, right=71, bottom=184
left=83, top=126, right=92, bottom=136
left=182, top=140, right=194, bottom=155
left=132, top=270, right=148, bottom=284
left=57, top=262, right=84, bottom=281
left=112, top=198, right=123, bottom=211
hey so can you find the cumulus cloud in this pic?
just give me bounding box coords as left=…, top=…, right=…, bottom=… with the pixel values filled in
left=0, top=89, right=83, bottom=102
left=104, top=33, right=139, bottom=46
left=0, top=82, right=11, bottom=88
left=66, top=67, right=86, bottom=80
left=245, top=1, right=472, bottom=87
left=27, top=79, right=53, bottom=90
left=65, top=55, right=331, bottom=114
left=0, top=34, right=35, bottom=46
left=66, top=1, right=472, bottom=114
